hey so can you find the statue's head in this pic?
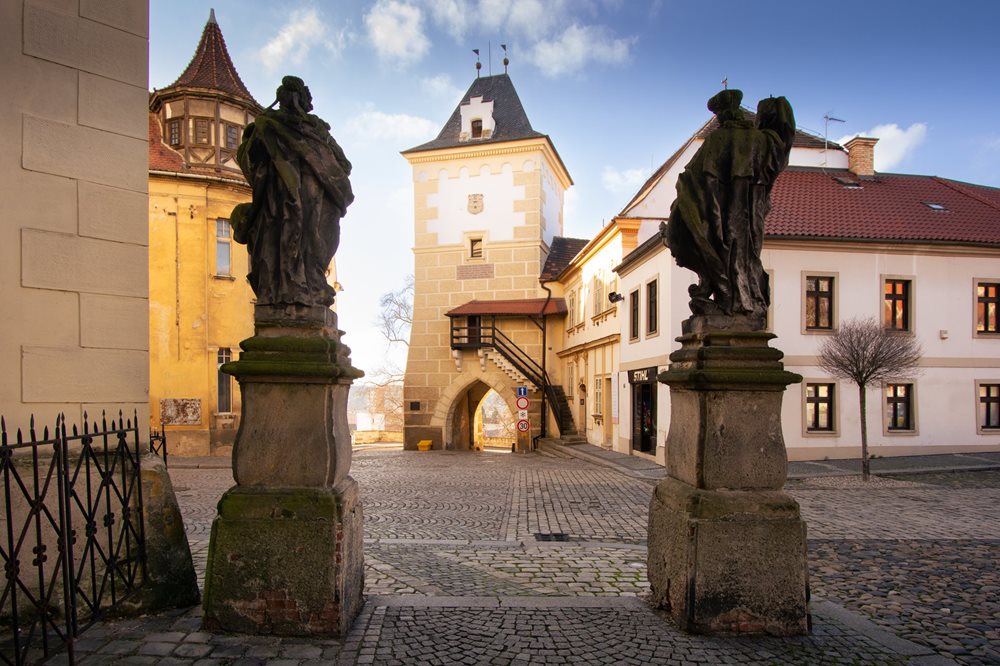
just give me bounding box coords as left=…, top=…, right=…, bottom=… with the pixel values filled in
left=708, top=89, right=744, bottom=124
left=276, top=76, right=314, bottom=115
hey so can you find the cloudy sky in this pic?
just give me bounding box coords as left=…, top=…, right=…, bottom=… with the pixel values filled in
left=150, top=0, right=1000, bottom=378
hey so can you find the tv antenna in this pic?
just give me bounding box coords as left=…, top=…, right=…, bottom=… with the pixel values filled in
left=823, top=114, right=845, bottom=167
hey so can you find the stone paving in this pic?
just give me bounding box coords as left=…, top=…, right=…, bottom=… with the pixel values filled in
left=44, top=450, right=1000, bottom=664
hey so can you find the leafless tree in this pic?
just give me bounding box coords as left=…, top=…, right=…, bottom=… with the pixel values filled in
left=817, top=317, right=922, bottom=480
left=376, top=274, right=414, bottom=347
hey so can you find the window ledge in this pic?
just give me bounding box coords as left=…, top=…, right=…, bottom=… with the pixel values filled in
left=213, top=274, right=236, bottom=281
left=591, top=307, right=616, bottom=324
left=803, top=328, right=837, bottom=336
left=804, top=430, right=839, bottom=437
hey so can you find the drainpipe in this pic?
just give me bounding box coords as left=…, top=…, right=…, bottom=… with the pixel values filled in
left=536, top=281, right=554, bottom=446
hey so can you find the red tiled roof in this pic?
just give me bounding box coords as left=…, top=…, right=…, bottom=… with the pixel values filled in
left=148, top=113, right=184, bottom=171
left=767, top=168, right=1000, bottom=245
left=446, top=299, right=568, bottom=317
left=166, top=10, right=257, bottom=105
left=540, top=237, right=589, bottom=282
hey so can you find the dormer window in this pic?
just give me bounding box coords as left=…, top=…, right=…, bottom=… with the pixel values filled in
left=459, top=96, right=495, bottom=142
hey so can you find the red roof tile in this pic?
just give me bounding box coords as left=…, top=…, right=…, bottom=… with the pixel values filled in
left=166, top=10, right=257, bottom=105
left=767, top=168, right=1000, bottom=245
left=148, top=113, right=184, bottom=172
left=540, top=237, right=589, bottom=282
left=447, top=299, right=568, bottom=317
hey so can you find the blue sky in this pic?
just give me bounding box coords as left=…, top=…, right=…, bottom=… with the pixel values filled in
left=150, top=0, right=1000, bottom=378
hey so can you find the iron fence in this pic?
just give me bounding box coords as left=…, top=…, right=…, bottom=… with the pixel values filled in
left=0, top=411, right=148, bottom=665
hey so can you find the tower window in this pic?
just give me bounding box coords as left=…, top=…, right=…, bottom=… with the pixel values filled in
left=226, top=123, right=241, bottom=150
left=168, top=120, right=181, bottom=146
left=194, top=118, right=211, bottom=144
left=470, top=238, right=483, bottom=259
left=471, top=119, right=483, bottom=139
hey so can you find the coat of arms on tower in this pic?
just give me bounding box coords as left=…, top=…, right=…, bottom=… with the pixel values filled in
left=468, top=193, right=484, bottom=215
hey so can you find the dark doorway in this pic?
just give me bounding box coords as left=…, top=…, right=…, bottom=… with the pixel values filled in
left=629, top=367, right=657, bottom=454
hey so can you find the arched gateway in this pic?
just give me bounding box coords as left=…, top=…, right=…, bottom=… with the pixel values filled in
left=400, top=73, right=575, bottom=451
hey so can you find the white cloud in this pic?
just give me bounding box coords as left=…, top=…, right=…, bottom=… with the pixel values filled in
left=506, top=0, right=566, bottom=40
left=427, top=0, right=471, bottom=39
left=837, top=122, right=928, bottom=172
left=601, top=165, right=650, bottom=194
left=257, top=9, right=344, bottom=72
left=365, top=0, right=430, bottom=66
left=345, top=110, right=437, bottom=144
left=528, top=24, right=635, bottom=78
left=421, top=74, right=463, bottom=101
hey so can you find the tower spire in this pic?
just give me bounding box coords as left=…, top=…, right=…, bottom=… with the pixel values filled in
left=208, top=7, right=217, bottom=24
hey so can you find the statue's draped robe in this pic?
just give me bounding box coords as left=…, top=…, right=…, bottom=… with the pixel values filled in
left=231, top=110, right=354, bottom=308
left=665, top=102, right=794, bottom=318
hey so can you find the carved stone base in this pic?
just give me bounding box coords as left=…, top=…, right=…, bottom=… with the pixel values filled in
left=202, top=480, right=364, bottom=637
left=650, top=315, right=808, bottom=635
left=647, top=477, right=809, bottom=635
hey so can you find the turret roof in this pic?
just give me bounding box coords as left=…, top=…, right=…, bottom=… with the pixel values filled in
left=164, top=9, right=258, bottom=105
left=403, top=74, right=545, bottom=153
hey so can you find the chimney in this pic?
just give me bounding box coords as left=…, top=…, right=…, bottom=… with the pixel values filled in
left=845, top=136, right=878, bottom=177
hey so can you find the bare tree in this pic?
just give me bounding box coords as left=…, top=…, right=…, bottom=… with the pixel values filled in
left=817, top=317, right=922, bottom=480
left=376, top=274, right=414, bottom=347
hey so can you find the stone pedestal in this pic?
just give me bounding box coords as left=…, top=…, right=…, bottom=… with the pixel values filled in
left=203, top=305, right=365, bottom=637
left=648, top=315, right=808, bottom=635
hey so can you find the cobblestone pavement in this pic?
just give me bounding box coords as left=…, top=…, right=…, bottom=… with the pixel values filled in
left=53, top=451, right=1000, bottom=664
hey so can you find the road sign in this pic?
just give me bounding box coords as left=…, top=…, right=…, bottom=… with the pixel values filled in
left=516, top=419, right=530, bottom=432
left=516, top=386, right=528, bottom=397
left=517, top=409, right=528, bottom=420
left=515, top=396, right=529, bottom=410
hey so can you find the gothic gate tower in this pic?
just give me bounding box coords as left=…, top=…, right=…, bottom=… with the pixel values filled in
left=401, top=74, right=572, bottom=451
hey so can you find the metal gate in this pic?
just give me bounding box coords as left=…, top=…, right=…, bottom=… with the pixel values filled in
left=1, top=412, right=149, bottom=665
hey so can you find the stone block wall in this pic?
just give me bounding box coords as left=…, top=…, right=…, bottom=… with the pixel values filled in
left=0, top=0, right=150, bottom=429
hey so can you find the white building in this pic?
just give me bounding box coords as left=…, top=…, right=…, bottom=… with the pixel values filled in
left=613, top=114, right=1000, bottom=461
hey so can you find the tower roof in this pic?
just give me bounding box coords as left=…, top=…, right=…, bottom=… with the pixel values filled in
left=403, top=74, right=545, bottom=154
left=164, top=9, right=258, bottom=105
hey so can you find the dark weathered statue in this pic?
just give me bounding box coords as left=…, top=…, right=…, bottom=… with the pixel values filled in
left=662, top=89, right=795, bottom=320
left=230, top=75, right=354, bottom=308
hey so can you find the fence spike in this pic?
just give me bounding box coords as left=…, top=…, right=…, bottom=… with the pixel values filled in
left=102, top=410, right=108, bottom=432
left=16, top=427, right=24, bottom=444
left=30, top=413, right=36, bottom=439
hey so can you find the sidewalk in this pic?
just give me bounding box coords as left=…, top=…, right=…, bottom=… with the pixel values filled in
left=537, top=437, right=1000, bottom=481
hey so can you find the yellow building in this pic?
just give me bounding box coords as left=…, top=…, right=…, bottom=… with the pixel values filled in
left=147, top=11, right=261, bottom=455
left=401, top=74, right=574, bottom=450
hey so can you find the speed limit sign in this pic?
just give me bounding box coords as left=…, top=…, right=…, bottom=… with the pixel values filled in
left=516, top=419, right=530, bottom=432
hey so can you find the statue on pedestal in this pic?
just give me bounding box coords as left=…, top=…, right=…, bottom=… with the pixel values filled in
left=650, top=90, right=807, bottom=636
left=204, top=76, right=363, bottom=638
left=662, top=90, right=795, bottom=320
left=230, top=75, right=354, bottom=308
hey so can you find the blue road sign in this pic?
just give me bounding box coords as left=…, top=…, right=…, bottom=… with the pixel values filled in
left=516, top=386, right=528, bottom=397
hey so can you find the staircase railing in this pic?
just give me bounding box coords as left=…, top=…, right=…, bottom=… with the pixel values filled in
left=451, top=323, right=570, bottom=436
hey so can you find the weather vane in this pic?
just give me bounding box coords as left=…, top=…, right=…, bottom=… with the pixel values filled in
left=502, top=43, right=509, bottom=74
left=473, top=49, right=481, bottom=78
left=721, top=76, right=728, bottom=90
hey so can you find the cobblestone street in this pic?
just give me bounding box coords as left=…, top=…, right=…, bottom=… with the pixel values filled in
left=61, top=450, right=999, bottom=664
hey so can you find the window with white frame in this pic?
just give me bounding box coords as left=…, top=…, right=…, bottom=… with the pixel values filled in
left=593, top=377, right=603, bottom=416
left=216, top=219, right=232, bottom=276
left=885, top=383, right=915, bottom=432
left=804, top=382, right=835, bottom=433
left=978, top=382, right=1000, bottom=431
left=884, top=278, right=913, bottom=332
left=804, top=274, right=835, bottom=331
left=567, top=291, right=577, bottom=330
left=593, top=271, right=606, bottom=314
left=217, top=348, right=232, bottom=413
left=646, top=279, right=658, bottom=335
left=629, top=289, right=640, bottom=340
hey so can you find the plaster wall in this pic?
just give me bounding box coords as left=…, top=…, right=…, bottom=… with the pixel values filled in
left=540, top=161, right=563, bottom=248
left=148, top=175, right=254, bottom=455
left=405, top=142, right=566, bottom=450
left=0, top=0, right=150, bottom=431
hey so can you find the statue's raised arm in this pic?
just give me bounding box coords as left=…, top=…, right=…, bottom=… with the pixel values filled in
left=662, top=89, right=795, bottom=323
left=230, top=75, right=354, bottom=309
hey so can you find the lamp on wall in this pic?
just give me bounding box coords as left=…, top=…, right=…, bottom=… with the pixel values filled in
left=608, top=292, right=624, bottom=303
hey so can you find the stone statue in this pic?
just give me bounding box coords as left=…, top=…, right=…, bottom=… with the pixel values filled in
left=662, top=89, right=795, bottom=320
left=230, top=75, right=354, bottom=308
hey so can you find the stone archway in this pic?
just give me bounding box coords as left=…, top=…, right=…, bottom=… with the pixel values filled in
left=431, top=368, right=517, bottom=450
